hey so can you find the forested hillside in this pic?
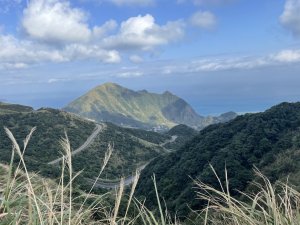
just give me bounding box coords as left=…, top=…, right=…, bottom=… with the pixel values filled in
left=164, top=124, right=198, bottom=150
left=0, top=105, right=184, bottom=187
left=136, top=102, right=300, bottom=216
left=0, top=102, right=34, bottom=114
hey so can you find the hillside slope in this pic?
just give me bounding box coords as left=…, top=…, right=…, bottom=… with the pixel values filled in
left=164, top=124, right=198, bottom=150
left=136, top=102, right=300, bottom=215
left=0, top=102, right=33, bottom=114
left=63, top=83, right=237, bottom=130
left=0, top=105, right=180, bottom=187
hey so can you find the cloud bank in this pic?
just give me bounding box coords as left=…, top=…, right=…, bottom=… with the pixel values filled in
left=0, top=0, right=185, bottom=69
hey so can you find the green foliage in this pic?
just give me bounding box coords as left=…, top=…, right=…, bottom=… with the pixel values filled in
left=0, top=127, right=181, bottom=225
left=0, top=106, right=175, bottom=189
left=2, top=122, right=300, bottom=225
left=72, top=122, right=167, bottom=181
left=0, top=102, right=33, bottom=114
left=137, top=102, right=300, bottom=217
left=164, top=124, right=198, bottom=150
left=0, top=108, right=94, bottom=170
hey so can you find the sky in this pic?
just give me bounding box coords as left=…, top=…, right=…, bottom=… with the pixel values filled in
left=1, top=0, right=300, bottom=115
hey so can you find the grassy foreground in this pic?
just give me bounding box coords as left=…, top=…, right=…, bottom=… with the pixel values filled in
left=1, top=128, right=300, bottom=224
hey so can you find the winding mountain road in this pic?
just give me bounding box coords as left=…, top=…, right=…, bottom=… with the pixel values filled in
left=90, top=135, right=178, bottom=189
left=160, top=135, right=178, bottom=147
left=48, top=124, right=104, bottom=165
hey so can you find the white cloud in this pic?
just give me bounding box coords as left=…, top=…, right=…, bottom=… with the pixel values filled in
left=63, top=44, right=121, bottom=63
left=0, top=63, right=28, bottom=70
left=156, top=50, right=300, bottom=75
left=280, top=0, right=300, bottom=37
left=0, top=35, right=67, bottom=64
left=0, top=34, right=121, bottom=69
left=92, top=20, right=117, bottom=39
left=2, top=1, right=186, bottom=70
left=117, top=71, right=143, bottom=78
left=47, top=78, right=70, bottom=83
left=189, top=57, right=269, bottom=72
left=102, top=14, right=185, bottom=51
left=129, top=54, right=143, bottom=63
left=272, top=49, right=300, bottom=62
left=22, top=0, right=91, bottom=44
left=189, top=11, right=217, bottom=29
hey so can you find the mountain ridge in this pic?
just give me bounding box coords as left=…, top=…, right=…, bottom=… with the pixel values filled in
left=63, top=82, right=237, bottom=130
left=136, top=101, right=300, bottom=215
left=0, top=103, right=192, bottom=188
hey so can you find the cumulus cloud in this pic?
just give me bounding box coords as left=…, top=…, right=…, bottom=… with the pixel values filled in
left=0, top=34, right=120, bottom=69
left=2, top=0, right=186, bottom=70
left=22, top=0, right=91, bottom=44
left=102, top=14, right=185, bottom=50
left=280, top=0, right=300, bottom=37
left=0, top=35, right=67, bottom=64
left=92, top=20, right=117, bottom=39
left=189, top=11, right=217, bottom=29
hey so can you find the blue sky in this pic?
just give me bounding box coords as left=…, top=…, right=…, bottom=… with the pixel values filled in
left=1, top=0, right=300, bottom=115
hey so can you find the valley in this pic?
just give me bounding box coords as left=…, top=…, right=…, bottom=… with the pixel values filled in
left=1, top=85, right=299, bottom=223
left=0, top=101, right=196, bottom=190
left=1, top=0, right=299, bottom=223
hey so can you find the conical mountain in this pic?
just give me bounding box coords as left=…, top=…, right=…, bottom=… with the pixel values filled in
left=63, top=83, right=236, bottom=130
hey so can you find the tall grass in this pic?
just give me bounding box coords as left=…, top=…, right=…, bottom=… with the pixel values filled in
left=1, top=128, right=300, bottom=224
left=0, top=128, right=170, bottom=225
left=195, top=165, right=300, bottom=225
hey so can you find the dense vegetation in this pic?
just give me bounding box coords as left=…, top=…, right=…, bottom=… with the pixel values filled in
left=72, top=122, right=169, bottom=181
left=64, top=82, right=237, bottom=130
left=1, top=129, right=300, bottom=225
left=137, top=102, right=300, bottom=216
left=164, top=124, right=198, bottom=150
left=0, top=108, right=95, bottom=177
left=0, top=102, right=33, bottom=114
left=0, top=105, right=179, bottom=186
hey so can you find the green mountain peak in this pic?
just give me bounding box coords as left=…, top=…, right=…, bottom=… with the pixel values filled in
left=63, top=83, right=236, bottom=130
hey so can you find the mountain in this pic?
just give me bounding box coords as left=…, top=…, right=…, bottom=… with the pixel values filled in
left=136, top=102, right=300, bottom=216
left=0, top=104, right=186, bottom=189
left=63, top=83, right=237, bottom=130
left=0, top=102, right=33, bottom=114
